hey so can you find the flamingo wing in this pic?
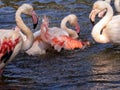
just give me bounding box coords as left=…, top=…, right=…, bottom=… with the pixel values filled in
left=0, top=30, right=21, bottom=65
left=61, top=36, right=84, bottom=50
left=50, top=35, right=85, bottom=51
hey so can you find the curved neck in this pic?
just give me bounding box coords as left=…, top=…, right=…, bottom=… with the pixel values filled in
left=60, top=16, right=78, bottom=38
left=92, top=4, right=113, bottom=43
left=114, top=0, right=120, bottom=12
left=60, top=16, right=70, bottom=33
left=16, top=10, right=34, bottom=51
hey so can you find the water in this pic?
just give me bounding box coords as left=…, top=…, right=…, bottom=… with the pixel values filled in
left=0, top=0, right=120, bottom=89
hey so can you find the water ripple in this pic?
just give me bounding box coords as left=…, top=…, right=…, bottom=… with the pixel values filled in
left=0, top=0, right=120, bottom=90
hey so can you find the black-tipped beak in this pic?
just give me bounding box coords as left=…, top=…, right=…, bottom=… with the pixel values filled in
left=33, top=22, right=38, bottom=29
left=90, top=19, right=95, bottom=26
left=77, top=32, right=80, bottom=35
left=89, top=9, right=98, bottom=26
left=75, top=23, right=80, bottom=35
left=32, top=11, right=39, bottom=29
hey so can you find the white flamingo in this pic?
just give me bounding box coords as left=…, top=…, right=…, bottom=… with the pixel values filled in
left=0, top=4, right=38, bottom=74
left=26, top=14, right=83, bottom=56
left=89, top=1, right=120, bottom=44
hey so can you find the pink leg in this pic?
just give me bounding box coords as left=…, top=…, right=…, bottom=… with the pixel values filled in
left=0, top=69, right=3, bottom=75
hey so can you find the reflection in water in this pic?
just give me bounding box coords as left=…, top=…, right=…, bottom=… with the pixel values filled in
left=0, top=0, right=120, bottom=89
left=88, top=47, right=120, bottom=89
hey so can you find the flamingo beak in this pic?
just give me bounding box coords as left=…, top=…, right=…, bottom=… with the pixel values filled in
left=90, top=18, right=95, bottom=26
left=89, top=9, right=99, bottom=26
left=89, top=9, right=106, bottom=26
left=32, top=11, right=39, bottom=29
left=75, top=23, right=80, bottom=34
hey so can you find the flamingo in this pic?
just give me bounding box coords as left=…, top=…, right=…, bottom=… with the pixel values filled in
left=89, top=1, right=120, bottom=44
left=39, top=16, right=89, bottom=52
left=0, top=4, right=38, bottom=74
left=26, top=14, right=82, bottom=56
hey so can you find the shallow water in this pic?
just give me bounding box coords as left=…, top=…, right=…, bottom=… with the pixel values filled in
left=0, top=0, right=120, bottom=89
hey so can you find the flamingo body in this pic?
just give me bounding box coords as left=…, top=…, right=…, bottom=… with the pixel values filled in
left=26, top=31, right=50, bottom=55
left=40, top=16, right=88, bottom=52
left=0, top=30, right=22, bottom=69
left=106, top=15, right=120, bottom=43
left=48, top=27, right=69, bottom=37
left=0, top=4, right=38, bottom=74
left=26, top=14, right=81, bottom=55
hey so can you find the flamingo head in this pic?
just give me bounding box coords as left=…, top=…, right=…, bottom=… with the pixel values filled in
left=75, top=22, right=80, bottom=34
left=68, top=14, right=80, bottom=34
left=32, top=11, right=39, bottom=29
left=19, top=4, right=39, bottom=29
left=89, top=1, right=108, bottom=25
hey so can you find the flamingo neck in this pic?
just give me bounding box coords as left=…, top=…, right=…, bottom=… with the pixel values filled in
left=61, top=16, right=70, bottom=32
left=15, top=10, right=34, bottom=51
left=92, top=3, right=113, bottom=43
left=114, top=0, right=120, bottom=12
left=60, top=16, right=78, bottom=38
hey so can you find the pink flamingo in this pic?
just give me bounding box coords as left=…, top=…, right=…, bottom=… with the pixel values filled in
left=0, top=4, right=38, bottom=74
left=39, top=16, right=89, bottom=52
left=26, top=14, right=88, bottom=55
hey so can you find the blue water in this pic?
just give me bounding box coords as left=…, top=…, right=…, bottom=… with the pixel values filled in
left=0, top=0, right=120, bottom=89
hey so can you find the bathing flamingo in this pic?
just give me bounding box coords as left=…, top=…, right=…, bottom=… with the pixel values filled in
left=39, top=16, right=89, bottom=52
left=26, top=14, right=82, bottom=55
left=0, top=4, right=38, bottom=74
left=89, top=1, right=120, bottom=44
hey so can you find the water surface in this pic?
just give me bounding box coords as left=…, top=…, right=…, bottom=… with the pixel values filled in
left=0, top=0, right=120, bottom=89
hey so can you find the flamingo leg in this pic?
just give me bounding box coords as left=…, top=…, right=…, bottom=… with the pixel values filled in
left=0, top=69, right=3, bottom=75
left=1, top=50, right=13, bottom=63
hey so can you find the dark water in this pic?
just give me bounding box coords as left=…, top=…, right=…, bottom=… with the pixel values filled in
left=0, top=0, right=120, bottom=89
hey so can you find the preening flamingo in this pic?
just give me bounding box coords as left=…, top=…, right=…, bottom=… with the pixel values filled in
left=60, top=14, right=80, bottom=39
left=89, top=1, right=120, bottom=44
left=0, top=4, right=38, bottom=74
left=26, top=14, right=81, bottom=56
left=39, top=16, right=89, bottom=52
